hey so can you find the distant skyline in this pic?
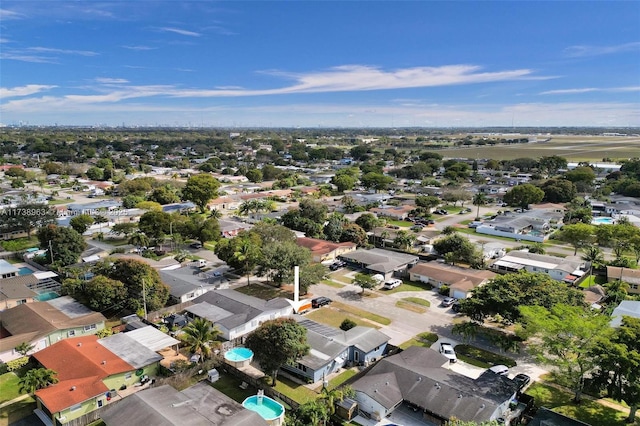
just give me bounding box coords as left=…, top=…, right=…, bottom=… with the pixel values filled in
left=1, top=1, right=639, bottom=127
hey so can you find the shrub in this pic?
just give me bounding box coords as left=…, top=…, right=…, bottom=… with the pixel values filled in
left=438, top=285, right=450, bottom=296
left=6, top=356, right=29, bottom=372
left=0, top=362, right=8, bottom=374
left=340, top=318, right=357, bottom=331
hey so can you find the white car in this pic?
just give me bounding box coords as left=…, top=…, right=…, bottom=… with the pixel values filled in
left=489, top=365, right=509, bottom=376
left=383, top=279, right=402, bottom=290
left=439, top=343, right=457, bottom=363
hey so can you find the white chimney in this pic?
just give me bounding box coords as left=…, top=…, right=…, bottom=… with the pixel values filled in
left=294, top=266, right=300, bottom=303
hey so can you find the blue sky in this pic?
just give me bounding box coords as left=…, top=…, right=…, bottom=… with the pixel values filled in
left=1, top=1, right=639, bottom=127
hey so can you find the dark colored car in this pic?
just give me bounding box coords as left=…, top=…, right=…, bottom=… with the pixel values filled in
left=513, top=373, right=531, bottom=390
left=451, top=301, right=462, bottom=313
left=190, top=242, right=203, bottom=249
left=312, top=297, right=332, bottom=308
left=329, top=261, right=346, bottom=271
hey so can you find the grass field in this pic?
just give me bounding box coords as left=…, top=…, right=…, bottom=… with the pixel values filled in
left=431, top=135, right=640, bottom=161
left=398, top=332, right=439, bottom=350
left=526, top=383, right=639, bottom=426
left=382, top=280, right=432, bottom=294
left=0, top=396, right=35, bottom=426
left=0, top=373, right=22, bottom=403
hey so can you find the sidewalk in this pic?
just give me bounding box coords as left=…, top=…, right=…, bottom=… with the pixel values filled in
left=0, top=393, right=31, bottom=410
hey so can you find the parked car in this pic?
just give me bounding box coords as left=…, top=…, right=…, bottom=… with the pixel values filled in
left=434, top=209, right=448, bottom=215
left=451, top=301, right=462, bottom=313
left=489, top=365, right=509, bottom=376
left=468, top=221, right=483, bottom=229
left=190, top=242, right=203, bottom=249
left=459, top=208, right=471, bottom=214
left=329, top=260, right=346, bottom=271
left=410, top=225, right=424, bottom=232
left=441, top=297, right=457, bottom=307
left=513, top=373, right=531, bottom=390
left=439, top=342, right=457, bottom=363
left=383, top=279, right=402, bottom=290
left=426, top=219, right=435, bottom=225
left=312, top=297, right=332, bottom=308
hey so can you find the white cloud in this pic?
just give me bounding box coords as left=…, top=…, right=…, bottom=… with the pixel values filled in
left=0, top=52, right=58, bottom=63
left=27, top=47, right=99, bottom=56
left=95, top=78, right=130, bottom=84
left=159, top=27, right=201, bottom=37
left=541, top=86, right=640, bottom=95
left=0, top=38, right=10, bottom=43
left=0, top=85, right=57, bottom=98
left=564, top=42, right=640, bottom=57
left=0, top=9, right=24, bottom=20
left=122, top=45, right=156, bottom=51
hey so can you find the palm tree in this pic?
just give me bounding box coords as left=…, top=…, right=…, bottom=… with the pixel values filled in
left=472, top=192, right=488, bottom=220
left=393, top=231, right=416, bottom=251
left=19, top=368, right=58, bottom=394
left=209, top=208, right=222, bottom=219
left=128, top=232, right=150, bottom=252
left=380, top=230, right=389, bottom=248
left=233, top=237, right=260, bottom=286
left=320, top=385, right=355, bottom=417
left=582, top=246, right=604, bottom=278
left=180, top=318, right=221, bottom=360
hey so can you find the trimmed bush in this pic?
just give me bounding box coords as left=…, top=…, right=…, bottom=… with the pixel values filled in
left=6, top=357, right=29, bottom=372
left=438, top=285, right=450, bottom=296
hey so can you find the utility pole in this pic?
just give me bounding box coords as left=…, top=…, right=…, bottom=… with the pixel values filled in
left=48, top=240, right=54, bottom=263
left=142, top=278, right=148, bottom=320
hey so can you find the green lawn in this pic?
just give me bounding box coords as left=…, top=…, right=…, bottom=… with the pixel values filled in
left=331, top=301, right=391, bottom=325
left=261, top=375, right=319, bottom=404
left=579, top=275, right=607, bottom=288
left=382, top=280, right=432, bottom=294
left=454, top=344, right=517, bottom=368
left=526, top=383, right=639, bottom=426
left=321, top=279, right=345, bottom=288
left=396, top=300, right=427, bottom=314
left=314, top=368, right=359, bottom=392
left=0, top=237, right=40, bottom=252
left=235, top=283, right=289, bottom=300
left=401, top=297, right=430, bottom=307
left=211, top=373, right=259, bottom=403
left=0, top=373, right=23, bottom=403
left=305, top=308, right=381, bottom=330
left=0, top=396, right=35, bottom=426
left=398, top=332, right=438, bottom=350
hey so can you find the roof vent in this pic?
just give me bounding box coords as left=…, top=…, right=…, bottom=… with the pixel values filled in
left=458, top=394, right=463, bottom=398
left=77, top=343, right=82, bottom=347
left=385, top=381, right=389, bottom=386
left=374, top=389, right=378, bottom=393
left=102, top=360, right=106, bottom=365
left=417, top=377, right=422, bottom=381
left=70, top=386, right=76, bottom=391
left=481, top=404, right=486, bottom=409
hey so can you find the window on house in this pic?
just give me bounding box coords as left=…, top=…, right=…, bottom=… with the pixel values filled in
left=97, top=400, right=103, bottom=408
left=125, top=372, right=132, bottom=380
left=70, top=403, right=82, bottom=412
left=631, top=284, right=639, bottom=290
left=68, top=330, right=76, bottom=337
left=84, top=324, right=96, bottom=332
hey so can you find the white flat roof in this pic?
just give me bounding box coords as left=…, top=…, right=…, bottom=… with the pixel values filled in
left=500, top=255, right=558, bottom=270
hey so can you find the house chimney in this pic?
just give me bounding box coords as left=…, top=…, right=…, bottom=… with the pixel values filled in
left=294, top=266, right=299, bottom=303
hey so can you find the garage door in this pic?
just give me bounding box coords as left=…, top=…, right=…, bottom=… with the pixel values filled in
left=452, top=290, right=467, bottom=299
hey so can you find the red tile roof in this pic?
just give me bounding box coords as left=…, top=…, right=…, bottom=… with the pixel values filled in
left=296, top=237, right=356, bottom=256
left=34, top=335, right=134, bottom=413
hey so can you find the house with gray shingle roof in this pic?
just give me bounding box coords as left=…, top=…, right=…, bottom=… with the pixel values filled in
left=351, top=346, right=519, bottom=423
left=491, top=250, right=586, bottom=284
left=339, top=248, right=418, bottom=280
left=184, top=289, right=293, bottom=343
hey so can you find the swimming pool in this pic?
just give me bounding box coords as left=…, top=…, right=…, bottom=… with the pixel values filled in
left=592, top=217, right=615, bottom=225
left=35, top=291, right=60, bottom=302
left=242, top=394, right=285, bottom=424
left=224, top=347, right=254, bottom=367
left=18, top=267, right=34, bottom=276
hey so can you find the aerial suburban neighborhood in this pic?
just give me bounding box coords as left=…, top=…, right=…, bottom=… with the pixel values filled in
left=1, top=1, right=639, bottom=426
left=0, top=126, right=639, bottom=426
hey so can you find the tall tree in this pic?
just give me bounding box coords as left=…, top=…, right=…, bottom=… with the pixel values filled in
left=257, top=240, right=312, bottom=286
left=555, top=223, right=596, bottom=255
left=503, top=184, right=544, bottom=208
left=69, top=214, right=94, bottom=234
left=182, top=173, right=220, bottom=213
left=245, top=318, right=310, bottom=385
left=353, top=273, right=377, bottom=295
left=590, top=317, right=640, bottom=423
left=179, top=318, right=221, bottom=360
left=518, top=304, right=612, bottom=402
left=472, top=193, right=488, bottom=219
left=232, top=233, right=262, bottom=286
left=37, top=224, right=87, bottom=266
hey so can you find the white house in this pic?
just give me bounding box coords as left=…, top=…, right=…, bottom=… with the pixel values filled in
left=491, top=251, right=586, bottom=284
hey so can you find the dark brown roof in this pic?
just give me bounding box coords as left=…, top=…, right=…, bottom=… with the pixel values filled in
left=0, top=275, right=39, bottom=300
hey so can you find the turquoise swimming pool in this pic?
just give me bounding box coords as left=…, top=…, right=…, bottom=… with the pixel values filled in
left=592, top=217, right=615, bottom=225
left=18, top=266, right=34, bottom=276
left=225, top=347, right=254, bottom=362
left=35, top=291, right=60, bottom=302
left=242, top=395, right=285, bottom=422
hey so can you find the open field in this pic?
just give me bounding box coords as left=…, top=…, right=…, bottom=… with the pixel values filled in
left=431, top=135, right=640, bottom=161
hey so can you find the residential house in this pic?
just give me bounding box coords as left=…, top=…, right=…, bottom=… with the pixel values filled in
left=0, top=274, right=39, bottom=310
left=0, top=296, right=106, bottom=363
left=607, top=266, right=640, bottom=295
left=476, top=209, right=563, bottom=242
left=159, top=265, right=221, bottom=304
left=491, top=251, right=586, bottom=285
left=0, top=259, right=20, bottom=279
left=100, top=382, right=268, bottom=426
left=296, top=237, right=357, bottom=263
left=351, top=346, right=520, bottom=424
left=219, top=219, right=252, bottom=238
left=409, top=263, right=496, bottom=299
left=339, top=248, right=419, bottom=280
left=370, top=204, right=414, bottom=221
left=32, top=334, right=162, bottom=425
left=284, top=318, right=390, bottom=383
left=161, top=202, right=196, bottom=214
left=184, top=289, right=293, bottom=344
left=610, top=300, right=640, bottom=328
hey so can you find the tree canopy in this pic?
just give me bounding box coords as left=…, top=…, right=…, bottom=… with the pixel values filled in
left=503, top=183, right=544, bottom=208
left=459, top=272, right=585, bottom=323
left=37, top=224, right=87, bottom=267
left=245, top=318, right=310, bottom=385
left=182, top=173, right=220, bottom=212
